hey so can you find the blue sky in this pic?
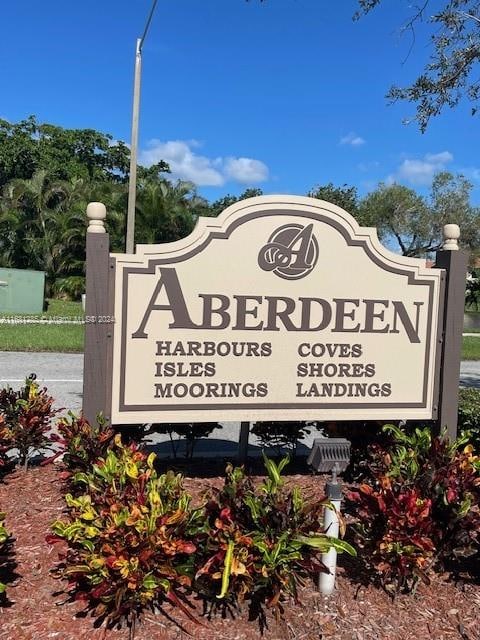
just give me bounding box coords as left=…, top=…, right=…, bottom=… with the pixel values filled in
left=2, top=0, right=479, bottom=202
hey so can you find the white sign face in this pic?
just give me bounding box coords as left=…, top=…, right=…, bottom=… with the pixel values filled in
left=110, top=196, right=444, bottom=424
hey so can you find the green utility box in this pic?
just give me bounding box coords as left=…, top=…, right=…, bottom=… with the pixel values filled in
left=0, top=267, right=45, bottom=314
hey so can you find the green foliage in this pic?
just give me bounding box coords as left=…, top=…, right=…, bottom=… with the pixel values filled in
left=47, top=412, right=115, bottom=481
left=49, top=442, right=355, bottom=630
left=308, top=183, right=359, bottom=217
left=458, top=388, right=480, bottom=447
left=466, top=273, right=480, bottom=311
left=208, top=188, right=263, bottom=218
left=430, top=172, right=480, bottom=263
left=347, top=424, right=480, bottom=594
left=49, top=436, right=202, bottom=630
left=152, top=422, right=222, bottom=459
left=1, top=169, right=91, bottom=293
left=0, top=415, right=14, bottom=477
left=0, top=322, right=84, bottom=353
left=134, top=178, right=207, bottom=245
left=349, top=482, right=437, bottom=594
left=53, top=276, right=86, bottom=301
left=359, top=183, right=432, bottom=257
left=355, top=1, right=480, bottom=131
left=0, top=117, right=211, bottom=298
left=357, top=174, right=480, bottom=259
left=195, top=456, right=355, bottom=616
left=0, top=511, right=13, bottom=600
left=0, top=374, right=59, bottom=469
left=251, top=421, right=317, bottom=458
left=0, top=116, right=130, bottom=186
left=462, top=336, right=480, bottom=361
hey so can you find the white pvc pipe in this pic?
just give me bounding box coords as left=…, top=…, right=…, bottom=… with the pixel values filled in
left=319, top=498, right=341, bottom=595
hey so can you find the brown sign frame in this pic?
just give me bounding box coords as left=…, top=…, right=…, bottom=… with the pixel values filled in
left=82, top=196, right=467, bottom=439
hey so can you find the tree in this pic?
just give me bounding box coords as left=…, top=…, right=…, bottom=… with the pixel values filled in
left=429, top=171, right=480, bottom=260
left=359, top=183, right=430, bottom=256
left=2, top=170, right=90, bottom=295
left=137, top=161, right=171, bottom=181
left=308, top=183, right=360, bottom=216
left=0, top=116, right=132, bottom=187
left=466, top=269, right=480, bottom=310
left=208, top=188, right=263, bottom=217
left=355, top=1, right=480, bottom=130
left=135, top=178, right=207, bottom=245
left=359, top=172, right=480, bottom=258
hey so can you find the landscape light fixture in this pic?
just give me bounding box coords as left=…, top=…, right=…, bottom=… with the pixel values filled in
left=307, top=438, right=351, bottom=596
left=126, top=0, right=159, bottom=254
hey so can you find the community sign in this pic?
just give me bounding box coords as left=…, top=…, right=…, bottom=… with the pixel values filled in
left=109, top=196, right=444, bottom=424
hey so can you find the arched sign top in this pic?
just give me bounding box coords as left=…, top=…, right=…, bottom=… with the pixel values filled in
left=115, top=195, right=430, bottom=280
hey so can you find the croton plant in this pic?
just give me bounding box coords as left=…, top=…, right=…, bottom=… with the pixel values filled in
left=194, top=455, right=355, bottom=615
left=49, top=436, right=202, bottom=630
left=347, top=424, right=480, bottom=594
left=0, top=374, right=60, bottom=469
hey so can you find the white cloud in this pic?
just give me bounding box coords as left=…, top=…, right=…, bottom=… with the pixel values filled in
left=340, top=132, right=366, bottom=147
left=139, top=139, right=269, bottom=187
left=224, top=157, right=269, bottom=183
left=390, top=151, right=453, bottom=186
left=140, top=139, right=224, bottom=186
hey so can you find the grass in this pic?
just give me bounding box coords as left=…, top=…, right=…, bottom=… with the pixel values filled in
left=461, top=337, right=480, bottom=361
left=0, top=299, right=84, bottom=352
left=0, top=298, right=83, bottom=319
left=0, top=324, right=84, bottom=352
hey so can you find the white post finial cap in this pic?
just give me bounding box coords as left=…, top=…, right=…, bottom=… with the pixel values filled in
left=86, top=202, right=107, bottom=233
left=443, top=223, right=460, bottom=250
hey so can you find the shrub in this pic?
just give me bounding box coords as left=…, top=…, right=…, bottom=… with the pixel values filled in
left=347, top=424, right=480, bottom=594
left=0, top=512, right=13, bottom=601
left=458, top=388, right=480, bottom=446
left=0, top=374, right=60, bottom=469
left=0, top=416, right=14, bottom=477
left=194, top=456, right=355, bottom=617
left=348, top=483, right=437, bottom=594
left=47, top=412, right=115, bottom=481
left=251, top=421, right=317, bottom=458
left=49, top=436, right=202, bottom=632
left=151, top=422, right=222, bottom=459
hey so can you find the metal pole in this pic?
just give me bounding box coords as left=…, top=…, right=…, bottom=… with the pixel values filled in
left=125, top=0, right=159, bottom=254
left=126, top=38, right=142, bottom=254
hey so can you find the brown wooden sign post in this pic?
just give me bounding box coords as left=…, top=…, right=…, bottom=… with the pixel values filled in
left=434, top=227, right=468, bottom=440
left=83, top=203, right=115, bottom=426
left=82, top=196, right=467, bottom=442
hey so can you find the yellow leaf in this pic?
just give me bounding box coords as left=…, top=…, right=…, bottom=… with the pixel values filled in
left=126, top=463, right=139, bottom=479
left=90, top=557, right=105, bottom=569
left=147, top=452, right=156, bottom=468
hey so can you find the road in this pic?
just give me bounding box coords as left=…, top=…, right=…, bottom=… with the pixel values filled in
left=1, top=351, right=479, bottom=455
left=0, top=352, right=260, bottom=455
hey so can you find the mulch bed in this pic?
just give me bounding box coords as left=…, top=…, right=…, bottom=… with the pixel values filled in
left=0, top=463, right=479, bottom=640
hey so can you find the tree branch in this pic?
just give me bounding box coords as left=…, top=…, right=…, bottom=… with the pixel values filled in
left=457, top=11, right=480, bottom=25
